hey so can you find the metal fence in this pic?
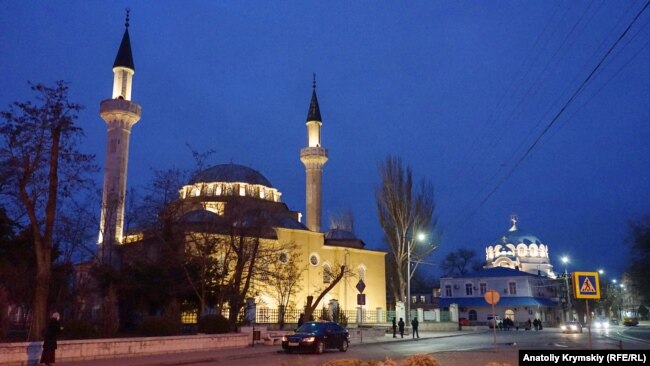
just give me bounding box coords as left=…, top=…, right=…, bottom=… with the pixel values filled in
left=182, top=307, right=453, bottom=325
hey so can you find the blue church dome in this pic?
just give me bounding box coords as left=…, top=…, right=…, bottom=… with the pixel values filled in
left=190, top=163, right=274, bottom=188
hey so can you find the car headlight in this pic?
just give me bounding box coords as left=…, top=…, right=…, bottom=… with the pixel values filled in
left=570, top=325, right=577, bottom=330
left=282, top=336, right=287, bottom=342
left=561, top=325, right=567, bottom=330
left=304, top=336, right=316, bottom=343
left=603, top=322, right=609, bottom=328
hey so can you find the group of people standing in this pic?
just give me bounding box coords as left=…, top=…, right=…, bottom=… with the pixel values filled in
left=391, top=317, right=419, bottom=339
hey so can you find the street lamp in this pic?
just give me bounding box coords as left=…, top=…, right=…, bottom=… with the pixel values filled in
left=407, top=232, right=426, bottom=322
left=561, top=256, right=572, bottom=321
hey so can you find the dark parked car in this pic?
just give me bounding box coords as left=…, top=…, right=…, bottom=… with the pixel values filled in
left=282, top=321, right=349, bottom=354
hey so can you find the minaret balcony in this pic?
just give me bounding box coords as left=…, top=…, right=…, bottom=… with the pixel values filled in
left=300, top=146, right=328, bottom=158
left=100, top=98, right=142, bottom=125
left=100, top=98, right=142, bottom=116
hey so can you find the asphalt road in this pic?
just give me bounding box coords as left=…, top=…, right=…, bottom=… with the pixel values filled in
left=186, top=325, right=650, bottom=366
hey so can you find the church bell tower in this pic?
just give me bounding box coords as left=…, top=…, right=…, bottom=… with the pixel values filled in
left=98, top=10, right=141, bottom=264
left=300, top=76, right=328, bottom=232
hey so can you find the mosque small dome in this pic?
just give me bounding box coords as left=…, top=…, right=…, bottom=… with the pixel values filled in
left=190, top=163, right=274, bottom=188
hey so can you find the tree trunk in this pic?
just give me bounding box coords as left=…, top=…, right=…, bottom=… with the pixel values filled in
left=31, top=236, right=51, bottom=341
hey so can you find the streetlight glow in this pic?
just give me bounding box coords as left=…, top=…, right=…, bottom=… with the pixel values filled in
left=560, top=256, right=571, bottom=321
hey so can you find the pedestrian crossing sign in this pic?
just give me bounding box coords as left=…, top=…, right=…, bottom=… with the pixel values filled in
left=573, top=271, right=600, bottom=299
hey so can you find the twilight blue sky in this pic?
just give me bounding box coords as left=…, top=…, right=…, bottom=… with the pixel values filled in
left=2, top=1, right=649, bottom=280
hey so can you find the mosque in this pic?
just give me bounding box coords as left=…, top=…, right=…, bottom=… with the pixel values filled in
left=97, top=15, right=386, bottom=323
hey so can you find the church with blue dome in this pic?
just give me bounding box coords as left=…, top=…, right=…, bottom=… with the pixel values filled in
left=484, top=215, right=557, bottom=279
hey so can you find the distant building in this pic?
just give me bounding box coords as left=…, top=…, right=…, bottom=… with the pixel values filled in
left=440, top=217, right=562, bottom=326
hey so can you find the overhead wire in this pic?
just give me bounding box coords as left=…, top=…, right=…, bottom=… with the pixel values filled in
left=477, top=0, right=650, bottom=208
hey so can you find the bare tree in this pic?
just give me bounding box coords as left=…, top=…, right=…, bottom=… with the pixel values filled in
left=440, top=248, right=482, bottom=277
left=0, top=81, right=96, bottom=340
left=262, top=241, right=304, bottom=329
left=303, top=264, right=354, bottom=322
left=375, top=155, right=438, bottom=308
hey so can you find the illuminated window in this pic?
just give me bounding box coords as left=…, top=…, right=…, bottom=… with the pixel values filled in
left=419, top=295, right=426, bottom=304
left=239, top=185, right=246, bottom=196
left=260, top=189, right=265, bottom=199
left=191, top=187, right=200, bottom=197
left=465, top=284, right=473, bottom=296
left=215, top=185, right=222, bottom=195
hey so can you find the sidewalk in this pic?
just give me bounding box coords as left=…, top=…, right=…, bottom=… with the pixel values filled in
left=63, top=330, right=483, bottom=366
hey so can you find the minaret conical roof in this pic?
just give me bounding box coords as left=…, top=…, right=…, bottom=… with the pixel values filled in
left=113, top=28, right=135, bottom=71
left=306, top=76, right=322, bottom=122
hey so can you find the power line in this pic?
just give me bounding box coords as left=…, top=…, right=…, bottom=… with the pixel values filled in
left=477, top=0, right=650, bottom=208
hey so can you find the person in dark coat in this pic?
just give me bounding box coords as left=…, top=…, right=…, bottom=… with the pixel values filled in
left=411, top=317, right=419, bottom=338
left=392, top=317, right=397, bottom=338
left=398, top=318, right=405, bottom=338
left=297, top=313, right=305, bottom=328
left=40, top=312, right=62, bottom=366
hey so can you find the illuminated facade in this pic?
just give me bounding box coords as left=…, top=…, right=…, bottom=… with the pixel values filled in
left=484, top=215, right=557, bottom=279
left=99, top=21, right=386, bottom=317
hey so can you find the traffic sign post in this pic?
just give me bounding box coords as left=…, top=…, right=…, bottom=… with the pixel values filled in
left=484, top=289, right=500, bottom=351
left=573, top=272, right=600, bottom=350
left=573, top=272, right=600, bottom=299
left=356, top=280, right=365, bottom=344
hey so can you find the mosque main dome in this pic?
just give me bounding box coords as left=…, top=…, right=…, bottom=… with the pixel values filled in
left=180, top=163, right=282, bottom=204
left=484, top=216, right=556, bottom=279
left=189, top=163, right=274, bottom=188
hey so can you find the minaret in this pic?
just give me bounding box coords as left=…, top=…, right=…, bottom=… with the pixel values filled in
left=300, top=75, right=328, bottom=232
left=98, top=10, right=141, bottom=264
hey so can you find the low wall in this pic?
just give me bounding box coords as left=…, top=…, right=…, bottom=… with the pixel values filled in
left=0, top=333, right=248, bottom=366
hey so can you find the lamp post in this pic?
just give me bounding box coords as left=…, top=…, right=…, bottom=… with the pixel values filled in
left=561, top=256, right=571, bottom=321
left=406, top=232, right=426, bottom=322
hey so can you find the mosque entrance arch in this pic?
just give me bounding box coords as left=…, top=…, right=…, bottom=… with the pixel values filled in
left=505, top=309, right=515, bottom=321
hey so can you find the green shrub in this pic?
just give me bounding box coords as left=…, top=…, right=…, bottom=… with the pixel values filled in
left=61, top=319, right=98, bottom=340
left=140, top=316, right=180, bottom=337
left=197, top=314, right=230, bottom=334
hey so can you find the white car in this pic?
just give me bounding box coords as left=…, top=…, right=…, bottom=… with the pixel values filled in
left=592, top=318, right=610, bottom=331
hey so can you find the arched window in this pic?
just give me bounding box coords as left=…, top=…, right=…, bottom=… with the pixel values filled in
left=323, top=263, right=332, bottom=283
left=469, top=310, right=477, bottom=321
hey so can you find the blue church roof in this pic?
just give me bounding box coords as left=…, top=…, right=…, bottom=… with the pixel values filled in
left=439, top=296, right=557, bottom=308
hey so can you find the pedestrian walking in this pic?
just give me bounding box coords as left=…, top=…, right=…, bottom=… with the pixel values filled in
left=398, top=318, right=405, bottom=338
left=392, top=317, right=397, bottom=338
left=40, top=312, right=62, bottom=366
left=411, top=317, right=419, bottom=338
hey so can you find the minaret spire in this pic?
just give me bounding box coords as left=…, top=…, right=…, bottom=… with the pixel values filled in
left=306, top=73, right=322, bottom=122
left=98, top=14, right=142, bottom=265
left=300, top=75, right=328, bottom=232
